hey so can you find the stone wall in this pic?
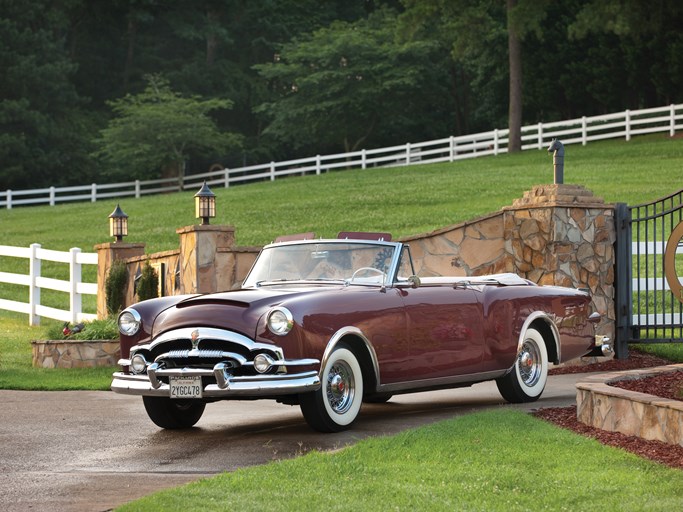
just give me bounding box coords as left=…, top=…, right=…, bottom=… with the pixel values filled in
left=32, top=340, right=120, bottom=368
left=402, top=184, right=615, bottom=338
left=97, top=184, right=616, bottom=338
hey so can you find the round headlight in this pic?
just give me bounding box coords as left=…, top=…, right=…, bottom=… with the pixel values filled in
left=254, top=353, right=274, bottom=373
left=130, top=353, right=147, bottom=374
left=267, top=307, right=293, bottom=336
left=118, top=309, right=141, bottom=336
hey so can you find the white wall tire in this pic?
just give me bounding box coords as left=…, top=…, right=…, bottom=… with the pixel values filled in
left=496, top=327, right=548, bottom=403
left=299, top=344, right=363, bottom=432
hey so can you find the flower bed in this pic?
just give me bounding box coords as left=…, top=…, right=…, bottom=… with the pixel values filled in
left=576, top=364, right=683, bottom=447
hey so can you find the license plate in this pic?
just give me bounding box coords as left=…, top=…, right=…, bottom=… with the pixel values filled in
left=169, top=376, right=202, bottom=399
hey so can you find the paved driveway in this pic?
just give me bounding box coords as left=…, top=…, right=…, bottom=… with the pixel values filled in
left=0, top=373, right=583, bottom=512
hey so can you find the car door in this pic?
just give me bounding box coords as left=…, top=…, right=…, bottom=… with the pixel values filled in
left=399, top=283, right=485, bottom=379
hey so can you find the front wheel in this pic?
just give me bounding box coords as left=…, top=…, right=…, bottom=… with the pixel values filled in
left=142, top=396, right=206, bottom=429
left=496, top=327, right=548, bottom=403
left=299, top=344, right=363, bottom=432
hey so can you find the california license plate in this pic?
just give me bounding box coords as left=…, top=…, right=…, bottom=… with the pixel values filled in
left=169, top=376, right=203, bottom=399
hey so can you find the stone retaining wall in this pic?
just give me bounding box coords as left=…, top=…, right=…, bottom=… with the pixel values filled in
left=31, top=340, right=120, bottom=368
left=576, top=365, right=683, bottom=447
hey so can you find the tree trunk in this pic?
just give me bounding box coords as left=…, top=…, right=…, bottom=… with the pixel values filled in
left=507, top=0, right=522, bottom=153
left=206, top=8, right=220, bottom=68
left=123, top=16, right=136, bottom=93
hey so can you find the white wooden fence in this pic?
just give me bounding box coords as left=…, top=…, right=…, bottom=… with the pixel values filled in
left=0, top=244, right=98, bottom=325
left=1, top=104, right=681, bottom=209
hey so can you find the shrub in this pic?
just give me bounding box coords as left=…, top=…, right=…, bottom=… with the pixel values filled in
left=136, top=262, right=159, bottom=302
left=105, top=259, right=128, bottom=315
left=45, top=318, right=119, bottom=340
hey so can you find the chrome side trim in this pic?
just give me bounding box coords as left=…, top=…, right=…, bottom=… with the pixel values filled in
left=321, top=326, right=381, bottom=388
left=518, top=312, right=560, bottom=363
left=375, top=369, right=507, bottom=394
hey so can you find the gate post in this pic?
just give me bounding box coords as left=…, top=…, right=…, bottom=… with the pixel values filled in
left=614, top=202, right=631, bottom=359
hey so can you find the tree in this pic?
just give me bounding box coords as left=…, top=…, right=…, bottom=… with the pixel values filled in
left=93, top=75, right=242, bottom=180
left=0, top=0, right=94, bottom=190
left=254, top=8, right=445, bottom=154
left=400, top=0, right=551, bottom=151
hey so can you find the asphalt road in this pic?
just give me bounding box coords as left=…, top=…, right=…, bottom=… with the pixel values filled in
left=0, top=373, right=584, bottom=512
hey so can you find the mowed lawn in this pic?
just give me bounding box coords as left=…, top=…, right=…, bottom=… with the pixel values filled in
left=1, top=134, right=682, bottom=511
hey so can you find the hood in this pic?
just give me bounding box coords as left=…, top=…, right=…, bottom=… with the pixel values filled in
left=150, top=284, right=339, bottom=339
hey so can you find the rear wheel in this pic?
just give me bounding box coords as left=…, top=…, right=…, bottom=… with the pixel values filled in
left=142, top=396, right=206, bottom=429
left=299, top=344, right=363, bottom=432
left=496, top=327, right=548, bottom=403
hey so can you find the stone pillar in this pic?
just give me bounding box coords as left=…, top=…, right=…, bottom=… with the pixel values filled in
left=176, top=225, right=235, bottom=294
left=94, top=242, right=145, bottom=319
left=504, top=184, right=616, bottom=338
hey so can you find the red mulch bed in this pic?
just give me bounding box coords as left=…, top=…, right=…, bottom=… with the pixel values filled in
left=534, top=349, right=683, bottom=470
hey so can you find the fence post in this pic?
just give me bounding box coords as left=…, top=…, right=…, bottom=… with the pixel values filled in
left=671, top=104, right=676, bottom=137
left=135, top=180, right=141, bottom=198
left=29, top=243, right=41, bottom=326
left=6, top=190, right=11, bottom=210
left=449, top=136, right=455, bottom=162
left=91, top=183, right=97, bottom=203
left=581, top=117, right=587, bottom=146
left=224, top=169, right=230, bottom=188
left=614, top=202, right=631, bottom=359
left=625, top=109, right=631, bottom=141
left=49, top=186, right=55, bottom=206
left=361, top=149, right=367, bottom=169
left=493, top=129, right=499, bottom=155
left=405, top=143, right=411, bottom=165
left=270, top=162, right=276, bottom=181
left=316, top=155, right=321, bottom=175
left=537, top=123, right=543, bottom=149
left=69, top=248, right=82, bottom=324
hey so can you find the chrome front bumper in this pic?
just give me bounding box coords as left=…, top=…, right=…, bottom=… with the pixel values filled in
left=111, top=366, right=321, bottom=397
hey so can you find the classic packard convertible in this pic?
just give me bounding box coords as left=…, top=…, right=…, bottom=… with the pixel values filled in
left=111, top=232, right=607, bottom=432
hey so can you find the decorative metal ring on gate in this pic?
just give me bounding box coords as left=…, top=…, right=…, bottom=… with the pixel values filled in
left=664, top=221, right=683, bottom=304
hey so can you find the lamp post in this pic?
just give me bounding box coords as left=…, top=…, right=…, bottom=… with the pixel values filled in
left=108, top=204, right=128, bottom=242
left=194, top=181, right=216, bottom=225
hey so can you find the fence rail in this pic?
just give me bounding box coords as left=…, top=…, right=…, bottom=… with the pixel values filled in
left=1, top=104, right=681, bottom=209
left=0, top=244, right=98, bottom=325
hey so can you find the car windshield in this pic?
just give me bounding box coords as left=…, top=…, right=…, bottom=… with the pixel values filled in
left=243, top=241, right=398, bottom=287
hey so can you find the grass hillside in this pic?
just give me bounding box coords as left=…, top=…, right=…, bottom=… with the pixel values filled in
left=0, top=134, right=681, bottom=316
left=1, top=134, right=682, bottom=254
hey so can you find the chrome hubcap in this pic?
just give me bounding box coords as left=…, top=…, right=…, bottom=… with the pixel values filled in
left=518, top=340, right=541, bottom=387
left=326, top=361, right=354, bottom=414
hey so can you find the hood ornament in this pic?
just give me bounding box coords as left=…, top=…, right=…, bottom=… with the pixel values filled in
left=190, top=329, right=200, bottom=350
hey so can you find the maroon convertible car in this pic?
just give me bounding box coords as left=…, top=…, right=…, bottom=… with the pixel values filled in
left=111, top=232, right=607, bottom=432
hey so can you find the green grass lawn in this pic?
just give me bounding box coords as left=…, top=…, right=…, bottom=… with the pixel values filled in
left=2, top=137, right=683, bottom=509
left=116, top=409, right=683, bottom=512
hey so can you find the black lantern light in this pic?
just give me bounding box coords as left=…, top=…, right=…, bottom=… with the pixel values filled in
left=108, top=204, right=128, bottom=242
left=194, top=181, right=216, bottom=225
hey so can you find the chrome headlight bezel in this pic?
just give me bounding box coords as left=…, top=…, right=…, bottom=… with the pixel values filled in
left=266, top=307, right=293, bottom=336
left=130, top=353, right=148, bottom=374
left=118, top=309, right=141, bottom=336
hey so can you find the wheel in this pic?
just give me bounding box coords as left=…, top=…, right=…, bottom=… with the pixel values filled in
left=142, top=396, right=206, bottom=429
left=299, top=344, right=363, bottom=432
left=496, top=327, right=548, bottom=403
left=363, top=393, right=393, bottom=404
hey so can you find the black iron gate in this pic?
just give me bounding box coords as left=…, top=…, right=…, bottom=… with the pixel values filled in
left=615, top=188, right=683, bottom=357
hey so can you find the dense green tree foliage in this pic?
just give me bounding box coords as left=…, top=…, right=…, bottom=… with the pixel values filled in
left=1, top=0, right=682, bottom=189
left=93, top=75, right=241, bottom=180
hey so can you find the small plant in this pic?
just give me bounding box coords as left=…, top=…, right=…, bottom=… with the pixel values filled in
left=136, top=262, right=159, bottom=302
left=105, top=259, right=128, bottom=315
left=45, top=318, right=119, bottom=340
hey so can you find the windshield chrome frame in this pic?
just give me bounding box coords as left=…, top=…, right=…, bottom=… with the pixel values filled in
left=243, top=239, right=404, bottom=288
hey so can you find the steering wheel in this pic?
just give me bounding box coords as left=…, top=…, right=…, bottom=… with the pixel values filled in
left=350, top=267, right=386, bottom=283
